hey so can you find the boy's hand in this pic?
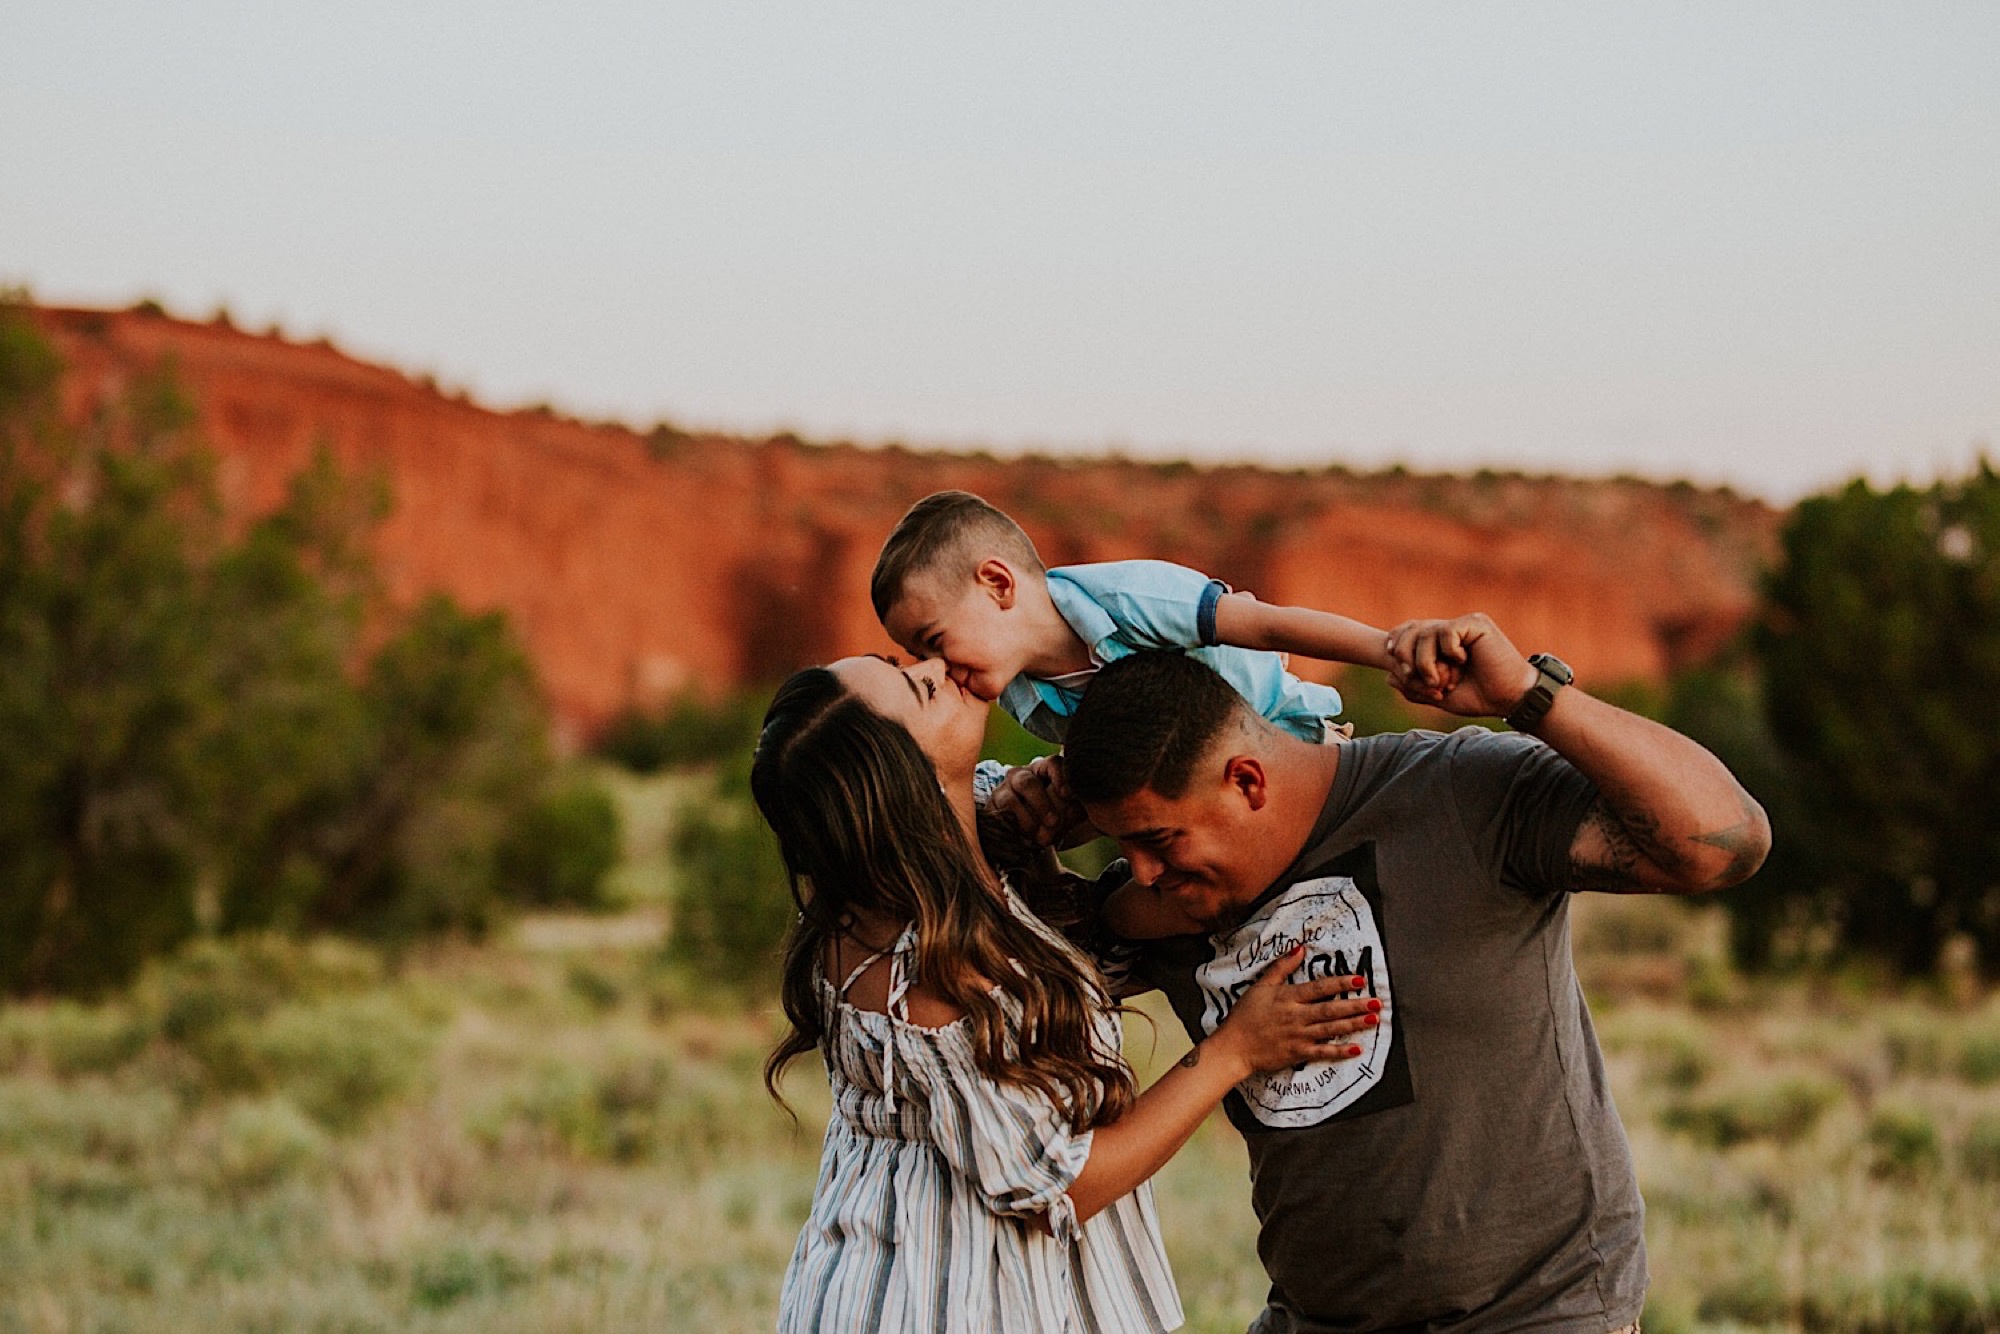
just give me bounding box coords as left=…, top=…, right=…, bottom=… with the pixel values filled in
left=1382, top=632, right=1466, bottom=707
left=988, top=755, right=1095, bottom=848
left=1385, top=614, right=1536, bottom=717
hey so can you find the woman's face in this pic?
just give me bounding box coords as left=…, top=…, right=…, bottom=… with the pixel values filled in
left=830, top=655, right=989, bottom=775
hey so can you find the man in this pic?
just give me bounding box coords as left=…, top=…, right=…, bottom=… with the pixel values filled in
left=990, top=614, right=1770, bottom=1334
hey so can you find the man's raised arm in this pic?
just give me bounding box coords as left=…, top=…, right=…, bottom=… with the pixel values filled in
left=1386, top=614, right=1771, bottom=895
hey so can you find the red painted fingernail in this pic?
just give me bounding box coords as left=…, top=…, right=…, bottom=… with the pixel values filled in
left=1363, top=1015, right=1379, bottom=1027
left=1351, top=976, right=1366, bottom=989
left=1366, top=999, right=1381, bottom=1013
left=1346, top=1045, right=1363, bottom=1057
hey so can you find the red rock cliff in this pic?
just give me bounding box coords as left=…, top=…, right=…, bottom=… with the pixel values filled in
left=34, top=307, right=1781, bottom=738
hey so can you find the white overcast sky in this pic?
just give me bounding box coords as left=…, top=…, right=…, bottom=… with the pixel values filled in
left=6, top=3, right=1997, bottom=503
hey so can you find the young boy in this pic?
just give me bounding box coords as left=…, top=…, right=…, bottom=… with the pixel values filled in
left=870, top=490, right=1414, bottom=745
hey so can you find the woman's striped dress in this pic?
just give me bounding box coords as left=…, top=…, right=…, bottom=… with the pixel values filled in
left=776, top=889, right=1185, bottom=1333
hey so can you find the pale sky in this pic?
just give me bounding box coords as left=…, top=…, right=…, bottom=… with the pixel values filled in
left=6, top=3, right=1997, bottom=503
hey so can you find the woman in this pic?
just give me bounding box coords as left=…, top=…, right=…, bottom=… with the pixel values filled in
left=753, top=655, right=1380, bottom=1332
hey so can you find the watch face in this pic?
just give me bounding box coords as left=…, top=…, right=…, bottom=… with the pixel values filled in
left=1529, top=653, right=1574, bottom=686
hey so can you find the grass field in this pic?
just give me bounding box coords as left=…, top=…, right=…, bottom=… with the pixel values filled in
left=3, top=790, right=1998, bottom=1332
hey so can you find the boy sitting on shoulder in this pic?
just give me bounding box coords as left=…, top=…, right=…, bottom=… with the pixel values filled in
left=870, top=490, right=1446, bottom=747
left=870, top=489, right=1459, bottom=941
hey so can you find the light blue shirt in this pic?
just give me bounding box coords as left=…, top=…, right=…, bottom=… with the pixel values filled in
left=997, top=559, right=1345, bottom=743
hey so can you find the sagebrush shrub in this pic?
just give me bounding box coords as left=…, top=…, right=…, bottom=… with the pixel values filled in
left=248, top=994, right=437, bottom=1132
left=1658, top=1075, right=1839, bottom=1148
left=211, top=1095, right=328, bottom=1192
left=0, top=1001, right=150, bottom=1077
left=1960, top=1113, right=2000, bottom=1182
left=1865, top=1103, right=1941, bottom=1179
left=1957, top=1031, right=2000, bottom=1085
left=663, top=758, right=791, bottom=995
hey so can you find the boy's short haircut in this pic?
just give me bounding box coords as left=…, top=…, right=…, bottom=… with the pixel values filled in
left=1064, top=652, right=1247, bottom=805
left=870, top=490, right=1045, bottom=620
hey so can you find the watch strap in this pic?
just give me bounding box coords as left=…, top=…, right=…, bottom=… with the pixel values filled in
left=1504, top=653, right=1573, bottom=733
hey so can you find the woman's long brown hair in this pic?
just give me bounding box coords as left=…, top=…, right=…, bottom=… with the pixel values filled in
left=752, top=667, right=1136, bottom=1134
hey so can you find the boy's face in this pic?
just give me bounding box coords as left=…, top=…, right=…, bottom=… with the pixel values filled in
left=882, top=565, right=1029, bottom=702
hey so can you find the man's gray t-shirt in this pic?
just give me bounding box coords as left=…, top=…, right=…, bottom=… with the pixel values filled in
left=1122, top=727, right=1648, bottom=1334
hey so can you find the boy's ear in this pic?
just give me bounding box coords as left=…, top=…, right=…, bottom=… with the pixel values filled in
left=974, top=557, right=1018, bottom=610
left=1221, top=755, right=1269, bottom=813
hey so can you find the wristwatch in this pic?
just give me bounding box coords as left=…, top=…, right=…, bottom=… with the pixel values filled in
left=1504, top=653, right=1574, bottom=733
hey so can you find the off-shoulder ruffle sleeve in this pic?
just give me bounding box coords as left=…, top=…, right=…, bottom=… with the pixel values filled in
left=895, top=1018, right=1095, bottom=1243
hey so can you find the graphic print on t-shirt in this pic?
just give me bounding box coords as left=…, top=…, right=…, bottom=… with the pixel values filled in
left=1194, top=844, right=1413, bottom=1131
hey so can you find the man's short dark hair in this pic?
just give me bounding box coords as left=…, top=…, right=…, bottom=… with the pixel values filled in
left=1065, top=652, right=1247, bottom=804
left=870, top=491, right=1044, bottom=621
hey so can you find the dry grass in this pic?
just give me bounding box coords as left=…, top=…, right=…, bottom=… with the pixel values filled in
left=1, top=896, right=1996, bottom=1333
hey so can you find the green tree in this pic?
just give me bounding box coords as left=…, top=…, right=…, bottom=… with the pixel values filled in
left=201, top=447, right=384, bottom=934
left=1661, top=662, right=1831, bottom=970
left=494, top=776, right=622, bottom=910
left=1755, top=465, right=2000, bottom=975
left=292, top=595, right=551, bottom=941
left=664, top=750, right=792, bottom=996
left=0, top=301, right=562, bottom=992
left=197, top=466, right=556, bottom=941
left=0, top=331, right=214, bottom=992
left=596, top=690, right=770, bottom=773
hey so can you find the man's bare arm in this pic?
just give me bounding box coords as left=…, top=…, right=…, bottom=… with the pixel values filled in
left=1386, top=614, right=1772, bottom=897
left=1568, top=786, right=1770, bottom=894
left=1539, top=684, right=1772, bottom=895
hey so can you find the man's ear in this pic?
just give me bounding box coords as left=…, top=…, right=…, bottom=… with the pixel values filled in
left=974, top=557, right=1018, bottom=610
left=1221, top=754, right=1268, bottom=812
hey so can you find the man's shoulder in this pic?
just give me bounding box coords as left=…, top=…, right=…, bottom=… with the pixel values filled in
left=1351, top=724, right=1535, bottom=770
left=1317, top=727, right=1540, bottom=824
left=1333, top=727, right=1593, bottom=890
left=1337, top=725, right=1481, bottom=776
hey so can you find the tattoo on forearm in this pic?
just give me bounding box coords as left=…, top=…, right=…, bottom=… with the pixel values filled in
left=1573, top=788, right=1767, bottom=893
left=1571, top=798, right=1653, bottom=892
left=1178, top=1045, right=1201, bottom=1070
left=1688, top=790, right=1768, bottom=889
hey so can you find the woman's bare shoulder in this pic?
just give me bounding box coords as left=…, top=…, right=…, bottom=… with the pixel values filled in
left=826, top=930, right=971, bottom=1029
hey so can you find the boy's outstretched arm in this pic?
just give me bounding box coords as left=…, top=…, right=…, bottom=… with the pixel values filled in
left=1212, top=591, right=1397, bottom=673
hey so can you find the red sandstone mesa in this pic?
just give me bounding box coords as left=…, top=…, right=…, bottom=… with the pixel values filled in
left=34, top=306, right=1779, bottom=741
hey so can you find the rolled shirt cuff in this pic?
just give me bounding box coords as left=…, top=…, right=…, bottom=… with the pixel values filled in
left=1195, top=579, right=1229, bottom=648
